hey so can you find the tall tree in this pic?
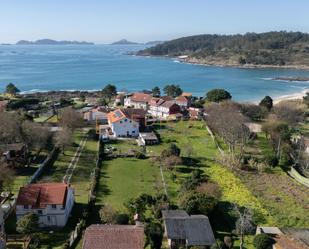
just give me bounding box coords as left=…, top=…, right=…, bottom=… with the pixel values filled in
left=152, top=86, right=161, bottom=97
left=5, top=83, right=20, bottom=95
left=59, top=108, right=84, bottom=131
left=102, top=84, right=117, bottom=102
left=163, top=84, right=183, bottom=97
left=234, top=206, right=254, bottom=249
left=206, top=89, right=232, bottom=102
left=145, top=222, right=164, bottom=249
left=259, top=96, right=273, bottom=111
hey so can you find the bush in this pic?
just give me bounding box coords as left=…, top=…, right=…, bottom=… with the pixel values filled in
left=8, top=98, right=39, bottom=110
left=115, top=213, right=129, bottom=225
left=180, top=192, right=218, bottom=215
left=16, top=212, right=39, bottom=234
left=161, top=143, right=181, bottom=157
left=264, top=154, right=279, bottom=167
left=253, top=234, right=274, bottom=249
left=135, top=151, right=146, bottom=159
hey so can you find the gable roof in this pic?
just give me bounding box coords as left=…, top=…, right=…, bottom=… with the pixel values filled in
left=16, top=183, right=69, bottom=209
left=82, top=225, right=144, bottom=249
left=108, top=108, right=146, bottom=123
left=160, top=100, right=178, bottom=109
left=163, top=211, right=215, bottom=246
left=176, top=96, right=189, bottom=103
left=130, top=93, right=152, bottom=103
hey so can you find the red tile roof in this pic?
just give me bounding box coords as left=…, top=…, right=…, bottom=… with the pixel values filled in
left=108, top=108, right=146, bottom=124
left=16, top=183, right=69, bottom=209
left=130, top=93, right=152, bottom=103
left=83, top=225, right=144, bottom=249
left=176, top=96, right=189, bottom=103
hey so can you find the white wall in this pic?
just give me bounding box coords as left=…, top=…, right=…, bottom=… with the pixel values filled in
left=110, top=118, right=139, bottom=137
left=16, top=188, right=74, bottom=227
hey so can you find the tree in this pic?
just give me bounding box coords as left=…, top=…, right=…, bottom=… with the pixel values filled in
left=180, top=192, right=218, bottom=215
left=145, top=222, right=164, bottom=249
left=206, top=89, right=232, bottom=102
left=303, top=92, right=309, bottom=107
left=161, top=143, right=181, bottom=157
left=206, top=103, right=251, bottom=168
left=5, top=83, right=20, bottom=95
left=163, top=84, right=183, bottom=97
left=102, top=84, right=117, bottom=102
left=240, top=104, right=266, bottom=121
left=234, top=206, right=254, bottom=249
left=99, top=203, right=117, bottom=224
left=272, top=104, right=304, bottom=128
left=259, top=96, right=273, bottom=111
left=54, top=128, right=73, bottom=154
left=59, top=108, right=84, bottom=131
left=253, top=234, right=274, bottom=249
left=152, top=86, right=161, bottom=97
left=163, top=155, right=182, bottom=170
left=114, top=213, right=129, bottom=225
left=16, top=212, right=39, bottom=234
left=0, top=160, right=15, bottom=191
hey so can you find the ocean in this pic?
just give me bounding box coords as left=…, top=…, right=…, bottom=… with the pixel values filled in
left=0, top=44, right=308, bottom=102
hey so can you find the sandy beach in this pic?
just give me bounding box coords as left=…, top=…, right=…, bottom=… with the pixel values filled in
left=273, top=89, right=308, bottom=104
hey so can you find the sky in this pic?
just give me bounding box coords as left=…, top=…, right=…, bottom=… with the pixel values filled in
left=0, top=0, right=308, bottom=44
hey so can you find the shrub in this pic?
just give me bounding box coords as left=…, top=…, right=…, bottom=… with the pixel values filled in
left=264, top=154, right=279, bottom=167
left=145, top=222, right=164, bottom=249
left=253, top=234, right=274, bottom=249
left=161, top=143, right=181, bottom=157
left=196, top=182, right=222, bottom=199
left=180, top=192, right=218, bottom=215
left=16, top=212, right=39, bottom=234
left=115, top=213, right=129, bottom=225
left=8, top=98, right=39, bottom=109
left=135, top=151, right=146, bottom=159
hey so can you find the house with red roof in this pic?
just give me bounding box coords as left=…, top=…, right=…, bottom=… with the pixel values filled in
left=107, top=108, right=146, bottom=137
left=149, top=98, right=181, bottom=118
left=124, top=92, right=152, bottom=109
left=16, top=183, right=74, bottom=227
left=175, top=95, right=191, bottom=108
left=82, top=224, right=144, bottom=249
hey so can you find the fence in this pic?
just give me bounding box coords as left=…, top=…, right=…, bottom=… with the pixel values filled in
left=67, top=140, right=103, bottom=248
left=28, top=148, right=59, bottom=184
left=288, top=166, right=309, bottom=188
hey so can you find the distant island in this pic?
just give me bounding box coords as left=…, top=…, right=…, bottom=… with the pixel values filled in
left=16, top=39, right=94, bottom=45
left=137, top=31, right=309, bottom=69
left=111, top=39, right=164, bottom=46
left=111, top=39, right=140, bottom=45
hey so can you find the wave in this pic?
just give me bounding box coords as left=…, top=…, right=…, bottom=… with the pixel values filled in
left=20, top=88, right=101, bottom=94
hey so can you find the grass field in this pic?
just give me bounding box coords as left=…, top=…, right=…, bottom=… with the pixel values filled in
left=96, top=157, right=163, bottom=210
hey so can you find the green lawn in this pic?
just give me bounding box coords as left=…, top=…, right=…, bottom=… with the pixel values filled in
left=96, top=157, right=162, bottom=210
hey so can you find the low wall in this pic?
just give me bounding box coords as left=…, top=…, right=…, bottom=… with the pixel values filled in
left=288, top=167, right=309, bottom=188
left=29, top=148, right=58, bottom=184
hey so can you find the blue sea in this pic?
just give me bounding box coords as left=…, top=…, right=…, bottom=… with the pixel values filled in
left=0, top=44, right=309, bottom=102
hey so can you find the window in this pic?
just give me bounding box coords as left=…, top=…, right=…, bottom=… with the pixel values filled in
left=38, top=210, right=43, bottom=215
left=129, top=120, right=132, bottom=123
left=47, top=216, right=51, bottom=222
left=124, top=119, right=127, bottom=122
left=24, top=205, right=28, bottom=209
left=51, top=204, right=57, bottom=209
left=132, top=131, right=135, bottom=134
left=120, top=121, right=122, bottom=123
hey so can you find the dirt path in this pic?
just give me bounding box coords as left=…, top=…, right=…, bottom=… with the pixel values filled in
left=63, top=133, right=88, bottom=184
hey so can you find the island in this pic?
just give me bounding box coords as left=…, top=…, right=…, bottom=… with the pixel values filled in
left=16, top=39, right=94, bottom=45
left=111, top=39, right=140, bottom=45
left=137, top=31, right=309, bottom=69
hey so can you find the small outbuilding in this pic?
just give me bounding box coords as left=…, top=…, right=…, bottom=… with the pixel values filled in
left=138, top=132, right=159, bottom=146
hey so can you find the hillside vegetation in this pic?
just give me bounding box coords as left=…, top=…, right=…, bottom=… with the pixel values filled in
left=138, top=31, right=309, bottom=67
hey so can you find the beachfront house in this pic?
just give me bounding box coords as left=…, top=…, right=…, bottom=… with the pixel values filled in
left=107, top=108, right=146, bottom=137
left=149, top=99, right=181, bottom=118
left=82, top=224, right=145, bottom=249
left=162, top=210, right=216, bottom=249
left=16, top=183, right=74, bottom=227
left=124, top=92, right=152, bottom=109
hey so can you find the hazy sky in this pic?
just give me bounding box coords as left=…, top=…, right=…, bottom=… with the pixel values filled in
left=1, top=0, right=308, bottom=43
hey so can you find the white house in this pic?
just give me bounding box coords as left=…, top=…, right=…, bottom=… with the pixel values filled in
left=83, top=107, right=108, bottom=124
left=107, top=109, right=140, bottom=137
left=16, top=183, right=74, bottom=227
left=149, top=99, right=181, bottom=118
left=124, top=93, right=152, bottom=110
